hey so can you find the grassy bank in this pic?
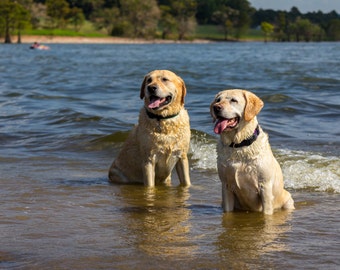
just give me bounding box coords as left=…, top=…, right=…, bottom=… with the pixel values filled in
left=195, top=25, right=263, bottom=41
left=21, top=22, right=264, bottom=42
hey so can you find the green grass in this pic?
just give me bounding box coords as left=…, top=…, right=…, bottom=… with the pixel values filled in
left=195, top=25, right=226, bottom=40
left=243, top=28, right=264, bottom=41
left=22, top=21, right=108, bottom=37
left=22, top=21, right=264, bottom=41
left=22, top=28, right=107, bottom=38
left=196, top=25, right=264, bottom=41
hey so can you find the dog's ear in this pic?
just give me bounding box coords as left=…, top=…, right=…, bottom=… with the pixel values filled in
left=210, top=102, right=217, bottom=122
left=178, top=76, right=187, bottom=105
left=210, top=93, right=220, bottom=122
left=140, top=75, right=147, bottom=99
left=243, top=91, right=264, bottom=121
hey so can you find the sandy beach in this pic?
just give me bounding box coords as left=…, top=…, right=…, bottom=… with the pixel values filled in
left=20, top=35, right=212, bottom=44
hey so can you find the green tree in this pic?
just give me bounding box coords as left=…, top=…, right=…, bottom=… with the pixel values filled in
left=327, top=19, right=340, bottom=41
left=68, top=7, right=85, bottom=31
left=196, top=0, right=222, bottom=24
left=16, top=4, right=31, bottom=43
left=30, top=2, right=47, bottom=29
left=261, top=21, right=274, bottom=42
left=159, top=4, right=177, bottom=39
left=275, top=12, right=288, bottom=41
left=46, top=0, right=70, bottom=28
left=289, top=18, right=324, bottom=41
left=120, top=0, right=160, bottom=38
left=295, top=18, right=313, bottom=41
left=212, top=6, right=237, bottom=40
left=0, top=0, right=30, bottom=43
left=225, top=0, right=254, bottom=39
left=251, top=8, right=277, bottom=28
left=171, top=0, right=197, bottom=40
left=91, top=7, right=120, bottom=35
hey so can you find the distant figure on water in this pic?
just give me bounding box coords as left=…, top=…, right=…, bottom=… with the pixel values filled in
left=30, top=42, right=50, bottom=50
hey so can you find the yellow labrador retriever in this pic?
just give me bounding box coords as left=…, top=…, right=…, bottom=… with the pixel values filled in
left=210, top=89, right=294, bottom=214
left=108, top=70, right=191, bottom=187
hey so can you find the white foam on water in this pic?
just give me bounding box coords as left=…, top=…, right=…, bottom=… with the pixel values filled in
left=277, top=149, right=340, bottom=193
left=189, top=131, right=217, bottom=172
left=189, top=132, right=340, bottom=193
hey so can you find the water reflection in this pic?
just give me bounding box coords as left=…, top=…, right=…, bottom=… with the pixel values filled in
left=117, top=185, right=197, bottom=258
left=216, top=210, right=293, bottom=268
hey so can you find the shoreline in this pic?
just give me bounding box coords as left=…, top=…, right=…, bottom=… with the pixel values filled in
left=18, top=35, right=213, bottom=44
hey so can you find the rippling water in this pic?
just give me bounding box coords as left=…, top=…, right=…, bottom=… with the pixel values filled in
left=0, top=42, right=339, bottom=269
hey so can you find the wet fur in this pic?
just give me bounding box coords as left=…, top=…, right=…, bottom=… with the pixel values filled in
left=108, top=70, right=191, bottom=187
left=210, top=89, right=294, bottom=214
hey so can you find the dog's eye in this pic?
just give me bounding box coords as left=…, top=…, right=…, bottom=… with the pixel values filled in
left=162, top=77, right=169, bottom=82
left=215, top=97, right=221, bottom=103
left=231, top=98, right=238, bottom=103
left=146, top=78, right=152, bottom=84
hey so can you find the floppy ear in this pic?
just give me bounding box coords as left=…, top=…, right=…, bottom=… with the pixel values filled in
left=210, top=101, right=217, bottom=122
left=178, top=76, right=187, bottom=105
left=210, top=93, right=220, bottom=122
left=243, top=90, right=264, bottom=121
left=140, top=75, right=147, bottom=99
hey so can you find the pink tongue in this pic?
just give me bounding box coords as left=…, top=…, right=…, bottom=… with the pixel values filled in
left=214, top=119, right=234, bottom=134
left=148, top=97, right=165, bottom=109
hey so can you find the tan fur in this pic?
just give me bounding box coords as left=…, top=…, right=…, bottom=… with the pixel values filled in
left=108, top=70, right=191, bottom=187
left=210, top=89, right=294, bottom=214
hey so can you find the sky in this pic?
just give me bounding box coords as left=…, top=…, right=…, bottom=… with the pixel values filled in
left=248, top=0, right=340, bottom=13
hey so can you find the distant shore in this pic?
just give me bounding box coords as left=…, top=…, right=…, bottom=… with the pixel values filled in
left=19, top=35, right=213, bottom=44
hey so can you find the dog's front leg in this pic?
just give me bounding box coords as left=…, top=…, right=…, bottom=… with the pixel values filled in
left=259, top=182, right=274, bottom=215
left=143, top=160, right=155, bottom=187
left=175, top=155, right=191, bottom=186
left=222, top=182, right=234, bottom=212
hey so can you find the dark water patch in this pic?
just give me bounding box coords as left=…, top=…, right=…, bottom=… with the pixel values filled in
left=90, top=131, right=130, bottom=144
left=46, top=110, right=103, bottom=125
left=262, top=93, right=292, bottom=103
left=53, top=177, right=109, bottom=187
left=187, top=204, right=222, bottom=215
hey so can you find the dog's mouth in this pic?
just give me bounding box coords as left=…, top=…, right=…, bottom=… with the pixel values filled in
left=148, top=95, right=172, bottom=110
left=214, top=117, right=239, bottom=134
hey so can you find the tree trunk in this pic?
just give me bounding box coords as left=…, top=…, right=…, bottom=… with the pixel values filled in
left=17, top=30, right=21, bottom=44
left=5, top=28, right=12, bottom=44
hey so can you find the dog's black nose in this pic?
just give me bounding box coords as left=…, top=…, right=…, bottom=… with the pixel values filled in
left=147, top=85, right=157, bottom=94
left=214, top=104, right=222, bottom=114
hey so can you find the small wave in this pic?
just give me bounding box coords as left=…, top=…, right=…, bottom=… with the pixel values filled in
left=189, top=130, right=217, bottom=172
left=277, top=149, right=340, bottom=193
left=189, top=131, right=340, bottom=193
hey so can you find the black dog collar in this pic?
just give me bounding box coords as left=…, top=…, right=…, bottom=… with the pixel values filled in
left=229, top=125, right=260, bottom=148
left=145, top=107, right=180, bottom=121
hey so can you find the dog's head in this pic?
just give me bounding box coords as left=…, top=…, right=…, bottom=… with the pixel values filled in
left=210, top=89, right=263, bottom=134
left=140, top=70, right=186, bottom=116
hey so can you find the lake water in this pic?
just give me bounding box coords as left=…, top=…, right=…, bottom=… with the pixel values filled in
left=0, top=42, right=339, bottom=269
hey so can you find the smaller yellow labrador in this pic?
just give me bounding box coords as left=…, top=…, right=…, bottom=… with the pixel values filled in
left=210, top=89, right=294, bottom=214
left=108, top=70, right=191, bottom=187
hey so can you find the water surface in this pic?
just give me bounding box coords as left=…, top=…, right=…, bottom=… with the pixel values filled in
left=0, top=42, right=339, bottom=269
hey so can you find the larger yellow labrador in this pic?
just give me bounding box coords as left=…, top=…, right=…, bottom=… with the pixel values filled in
left=210, top=89, right=294, bottom=214
left=108, top=70, right=191, bottom=187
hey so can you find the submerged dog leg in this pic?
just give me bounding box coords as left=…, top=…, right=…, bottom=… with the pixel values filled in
left=143, top=161, right=155, bottom=187
left=222, top=182, right=234, bottom=212
left=259, top=182, right=274, bottom=215
left=175, top=156, right=191, bottom=186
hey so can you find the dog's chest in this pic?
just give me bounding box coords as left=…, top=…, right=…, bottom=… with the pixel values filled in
left=139, top=120, right=190, bottom=154
left=218, top=143, right=261, bottom=190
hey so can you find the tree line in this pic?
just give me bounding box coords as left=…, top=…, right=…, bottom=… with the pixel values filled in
left=1, top=0, right=339, bottom=43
